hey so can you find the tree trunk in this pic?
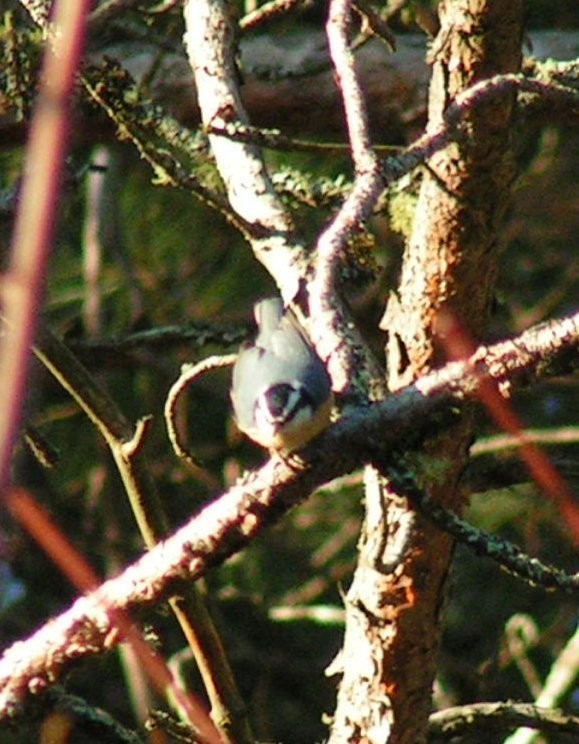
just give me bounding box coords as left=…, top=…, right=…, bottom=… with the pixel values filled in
left=328, top=2, right=525, bottom=742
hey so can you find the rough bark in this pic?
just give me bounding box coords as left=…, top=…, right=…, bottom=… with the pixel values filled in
left=361, top=2, right=524, bottom=742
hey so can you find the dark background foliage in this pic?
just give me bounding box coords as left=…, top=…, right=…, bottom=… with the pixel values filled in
left=0, top=1, right=577, bottom=741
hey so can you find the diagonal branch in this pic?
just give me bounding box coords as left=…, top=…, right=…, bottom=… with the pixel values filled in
left=23, top=326, right=253, bottom=743
left=384, top=463, right=577, bottom=591
left=0, top=311, right=577, bottom=720
left=0, top=1, right=90, bottom=490
left=182, top=0, right=307, bottom=302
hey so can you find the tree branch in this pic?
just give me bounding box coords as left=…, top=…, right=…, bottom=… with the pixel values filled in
left=182, top=0, right=307, bottom=303
left=429, top=701, right=579, bottom=741
left=384, top=462, right=577, bottom=592
left=504, top=623, right=579, bottom=744
left=0, top=311, right=576, bottom=721
left=308, top=0, right=386, bottom=400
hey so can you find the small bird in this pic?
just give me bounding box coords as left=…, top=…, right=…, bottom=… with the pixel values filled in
left=231, top=298, right=333, bottom=452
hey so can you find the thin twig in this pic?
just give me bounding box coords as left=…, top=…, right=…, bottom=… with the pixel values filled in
left=351, top=0, right=396, bottom=52
left=429, top=701, right=579, bottom=741
left=471, top=427, right=579, bottom=456
left=504, top=624, right=579, bottom=744
left=165, top=354, right=237, bottom=468
left=68, top=322, right=249, bottom=356
left=88, top=0, right=143, bottom=30
left=385, top=463, right=578, bottom=592
left=308, top=0, right=385, bottom=398
left=206, top=120, right=401, bottom=155
left=239, top=0, right=311, bottom=31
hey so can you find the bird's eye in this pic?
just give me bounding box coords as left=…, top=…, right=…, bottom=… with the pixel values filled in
left=262, top=383, right=295, bottom=419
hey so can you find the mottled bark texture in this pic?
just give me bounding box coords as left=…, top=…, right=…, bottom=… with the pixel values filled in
left=382, top=0, right=524, bottom=738
left=329, top=2, right=524, bottom=743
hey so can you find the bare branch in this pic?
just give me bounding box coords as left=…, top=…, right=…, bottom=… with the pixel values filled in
left=505, top=624, right=579, bottom=744
left=0, top=311, right=576, bottom=720
left=239, top=0, right=312, bottom=32
left=309, top=0, right=385, bottom=398
left=471, top=427, right=579, bottom=455
left=182, top=0, right=307, bottom=301
left=165, top=354, right=237, bottom=468
left=429, top=701, right=579, bottom=741
left=385, top=462, right=577, bottom=592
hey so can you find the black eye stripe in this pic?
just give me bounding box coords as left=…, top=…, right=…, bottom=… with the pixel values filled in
left=257, top=383, right=313, bottom=425
left=265, top=384, right=293, bottom=416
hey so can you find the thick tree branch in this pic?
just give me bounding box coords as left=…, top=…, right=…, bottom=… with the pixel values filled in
left=0, top=311, right=576, bottom=720
left=182, top=0, right=307, bottom=303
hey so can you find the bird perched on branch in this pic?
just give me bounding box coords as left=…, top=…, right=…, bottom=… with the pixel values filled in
left=231, top=297, right=334, bottom=452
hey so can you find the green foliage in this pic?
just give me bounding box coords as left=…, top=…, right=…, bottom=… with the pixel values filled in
left=0, top=11, right=42, bottom=122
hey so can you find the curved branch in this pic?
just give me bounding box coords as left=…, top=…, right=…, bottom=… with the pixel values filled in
left=308, top=0, right=385, bottom=399
left=164, top=354, right=237, bottom=468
